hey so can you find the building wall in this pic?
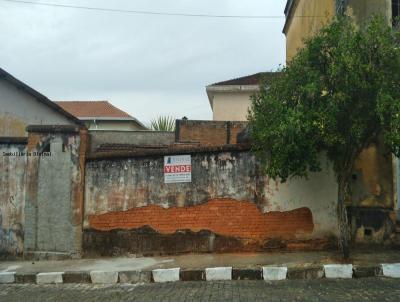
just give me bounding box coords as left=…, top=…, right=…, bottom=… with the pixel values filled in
left=284, top=0, right=335, bottom=62
left=0, top=80, right=75, bottom=137
left=83, top=150, right=338, bottom=256
left=284, top=0, right=392, bottom=62
left=346, top=0, right=391, bottom=26
left=211, top=91, right=254, bottom=121
left=0, top=141, right=27, bottom=259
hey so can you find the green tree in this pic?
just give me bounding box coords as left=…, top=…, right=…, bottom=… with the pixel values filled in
left=249, top=16, right=400, bottom=258
left=149, top=116, right=176, bottom=131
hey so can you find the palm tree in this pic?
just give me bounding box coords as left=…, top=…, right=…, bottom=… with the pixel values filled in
left=149, top=116, right=176, bottom=131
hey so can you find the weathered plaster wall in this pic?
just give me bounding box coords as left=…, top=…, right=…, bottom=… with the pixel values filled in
left=0, top=80, right=75, bottom=137
left=0, top=141, right=27, bottom=258
left=24, top=126, right=86, bottom=258
left=84, top=150, right=338, bottom=255
left=89, top=130, right=175, bottom=152
left=284, top=0, right=335, bottom=62
left=346, top=0, right=391, bottom=26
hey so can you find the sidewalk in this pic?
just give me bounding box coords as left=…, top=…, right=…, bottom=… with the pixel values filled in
left=1, top=249, right=400, bottom=274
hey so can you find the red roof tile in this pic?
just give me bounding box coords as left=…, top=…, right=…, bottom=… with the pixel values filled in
left=55, top=101, right=133, bottom=119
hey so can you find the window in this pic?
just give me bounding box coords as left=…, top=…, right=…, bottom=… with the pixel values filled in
left=393, top=0, right=400, bottom=26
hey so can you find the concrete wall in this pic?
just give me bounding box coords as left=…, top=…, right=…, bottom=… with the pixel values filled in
left=89, top=130, right=175, bottom=152
left=0, top=140, right=27, bottom=259
left=84, top=149, right=338, bottom=256
left=84, top=120, right=145, bottom=131
left=0, top=80, right=75, bottom=137
left=24, top=126, right=87, bottom=258
left=211, top=91, right=253, bottom=121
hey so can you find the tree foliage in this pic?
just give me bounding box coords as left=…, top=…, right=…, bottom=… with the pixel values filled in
left=249, top=16, right=400, bottom=258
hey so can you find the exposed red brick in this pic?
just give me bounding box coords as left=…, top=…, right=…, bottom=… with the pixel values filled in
left=88, top=199, right=314, bottom=241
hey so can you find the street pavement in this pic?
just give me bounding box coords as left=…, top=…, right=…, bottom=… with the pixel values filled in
left=0, top=278, right=398, bottom=302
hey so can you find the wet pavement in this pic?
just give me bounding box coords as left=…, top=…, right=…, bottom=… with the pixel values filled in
left=1, top=278, right=398, bottom=302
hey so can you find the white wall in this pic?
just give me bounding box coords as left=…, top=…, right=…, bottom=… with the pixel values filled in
left=262, top=156, right=339, bottom=238
left=0, top=79, right=74, bottom=137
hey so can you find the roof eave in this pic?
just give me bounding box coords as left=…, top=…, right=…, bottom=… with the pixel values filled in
left=0, top=68, right=84, bottom=127
left=206, top=84, right=260, bottom=111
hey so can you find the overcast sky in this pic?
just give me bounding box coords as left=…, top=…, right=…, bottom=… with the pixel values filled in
left=0, top=0, right=287, bottom=124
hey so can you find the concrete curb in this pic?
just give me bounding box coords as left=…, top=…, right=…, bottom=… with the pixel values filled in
left=324, top=264, right=353, bottom=279
left=152, top=268, right=180, bottom=283
left=0, top=272, right=15, bottom=284
left=382, top=264, right=400, bottom=278
left=263, top=267, right=287, bottom=281
left=36, top=272, right=64, bottom=284
left=205, top=267, right=232, bottom=281
left=2, top=263, right=398, bottom=284
left=90, top=271, right=119, bottom=284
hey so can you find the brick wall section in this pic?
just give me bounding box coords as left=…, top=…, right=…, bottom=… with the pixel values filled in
left=176, top=120, right=248, bottom=146
left=88, top=199, right=314, bottom=241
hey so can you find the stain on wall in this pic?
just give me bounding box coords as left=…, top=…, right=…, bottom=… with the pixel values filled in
left=350, top=142, right=394, bottom=208
left=0, top=140, right=27, bottom=258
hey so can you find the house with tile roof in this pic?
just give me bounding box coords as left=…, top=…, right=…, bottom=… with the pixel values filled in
left=56, top=101, right=146, bottom=131
left=0, top=68, right=83, bottom=137
left=206, top=72, right=280, bottom=121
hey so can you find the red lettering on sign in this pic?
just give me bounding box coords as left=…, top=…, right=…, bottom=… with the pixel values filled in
left=164, top=165, right=192, bottom=173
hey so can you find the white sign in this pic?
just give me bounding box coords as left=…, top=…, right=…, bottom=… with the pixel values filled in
left=164, top=155, right=192, bottom=183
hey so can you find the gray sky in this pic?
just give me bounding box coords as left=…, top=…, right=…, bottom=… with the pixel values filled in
left=0, top=0, right=287, bottom=124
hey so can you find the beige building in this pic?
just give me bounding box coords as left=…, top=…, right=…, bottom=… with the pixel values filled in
left=206, top=72, right=279, bottom=121
left=56, top=101, right=146, bottom=131
left=0, top=68, right=81, bottom=137
left=284, top=0, right=393, bottom=62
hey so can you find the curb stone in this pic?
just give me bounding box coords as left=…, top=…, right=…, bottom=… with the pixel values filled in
left=6, top=263, right=400, bottom=284
left=15, top=273, right=36, bottom=284
left=119, top=271, right=152, bottom=284
left=180, top=270, right=205, bottom=281
left=152, top=268, right=180, bottom=283
left=232, top=268, right=262, bottom=280
left=382, top=264, right=400, bottom=278
left=0, top=272, right=15, bottom=284
left=36, top=272, right=64, bottom=284
left=205, top=267, right=232, bottom=281
left=263, top=267, right=287, bottom=281
left=63, top=271, right=91, bottom=283
left=353, top=265, right=382, bottom=278
left=287, top=266, right=324, bottom=279
left=90, top=271, right=119, bottom=284
left=324, top=264, right=353, bottom=279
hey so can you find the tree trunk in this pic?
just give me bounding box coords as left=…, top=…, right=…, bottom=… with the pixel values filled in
left=337, top=177, right=350, bottom=259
